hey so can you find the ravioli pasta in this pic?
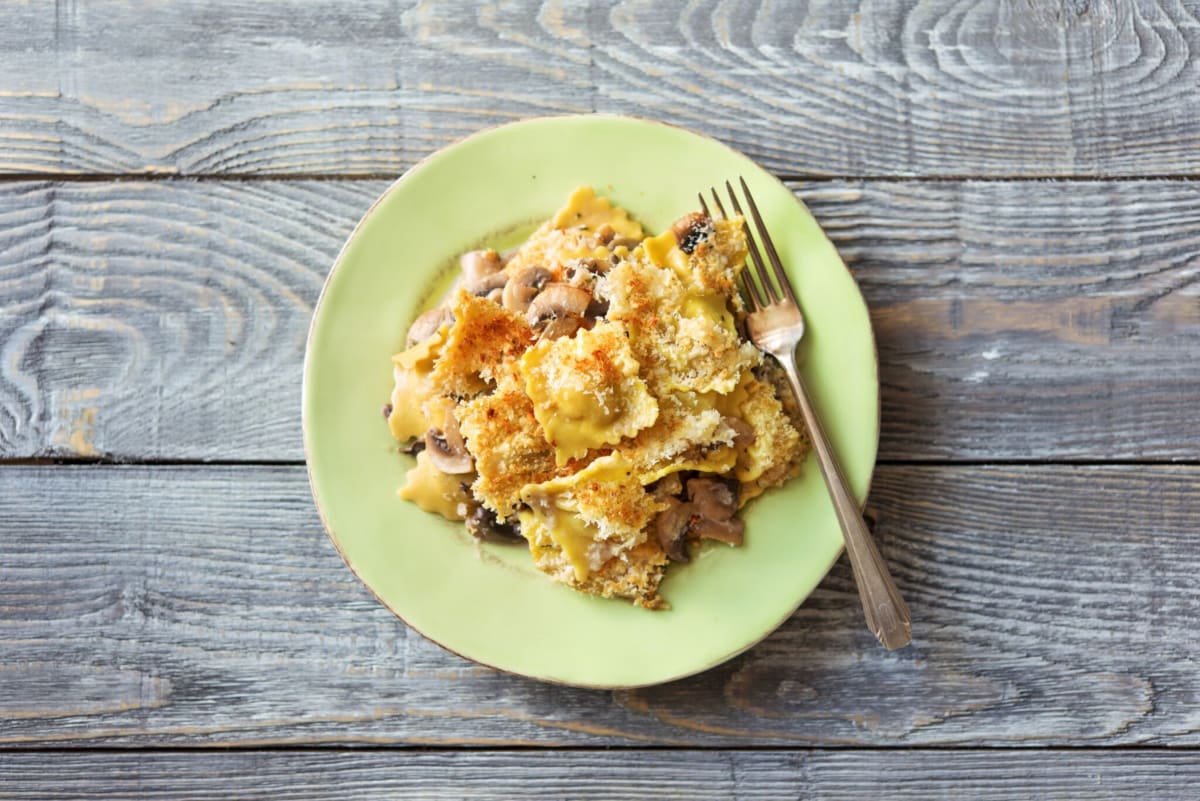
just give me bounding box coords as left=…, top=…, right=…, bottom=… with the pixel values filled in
left=386, top=187, right=807, bottom=609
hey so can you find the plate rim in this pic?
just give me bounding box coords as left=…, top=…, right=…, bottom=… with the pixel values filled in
left=301, top=112, right=881, bottom=688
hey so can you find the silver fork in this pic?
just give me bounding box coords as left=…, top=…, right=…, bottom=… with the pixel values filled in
left=702, top=178, right=912, bottom=651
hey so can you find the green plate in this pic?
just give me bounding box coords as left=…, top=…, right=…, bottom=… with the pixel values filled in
left=303, top=115, right=878, bottom=688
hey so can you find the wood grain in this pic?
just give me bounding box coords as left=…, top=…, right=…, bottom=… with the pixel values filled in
left=807, top=179, right=1200, bottom=461
left=1, top=749, right=1198, bottom=800
left=2, top=463, right=1198, bottom=747
left=1, top=179, right=1196, bottom=461
left=2, top=0, right=1200, bottom=177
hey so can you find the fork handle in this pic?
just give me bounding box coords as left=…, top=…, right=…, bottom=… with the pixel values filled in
left=778, top=359, right=912, bottom=651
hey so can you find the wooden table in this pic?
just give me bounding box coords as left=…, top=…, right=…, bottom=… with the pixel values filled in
left=3, top=1, right=1198, bottom=797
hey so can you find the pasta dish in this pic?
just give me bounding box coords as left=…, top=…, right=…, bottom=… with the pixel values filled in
left=385, top=187, right=807, bottom=608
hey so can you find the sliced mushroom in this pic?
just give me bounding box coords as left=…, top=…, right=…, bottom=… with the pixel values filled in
left=671, top=212, right=713, bottom=254
left=406, top=307, right=453, bottom=347
left=724, top=416, right=756, bottom=450
left=586, top=293, right=609, bottom=319
left=466, top=272, right=508, bottom=303
left=690, top=515, right=744, bottom=546
left=424, top=411, right=473, bottom=474
left=654, top=497, right=692, bottom=563
left=649, top=472, right=684, bottom=500
left=610, top=236, right=641, bottom=250
left=400, top=438, right=426, bottom=455
left=527, top=283, right=592, bottom=328
left=460, top=249, right=504, bottom=284
left=538, top=316, right=584, bottom=341
left=565, top=257, right=606, bottom=286
left=594, top=223, right=616, bottom=245
left=466, top=505, right=524, bottom=544
left=686, top=477, right=744, bottom=545
left=686, top=477, right=738, bottom=521
left=502, top=266, right=552, bottom=313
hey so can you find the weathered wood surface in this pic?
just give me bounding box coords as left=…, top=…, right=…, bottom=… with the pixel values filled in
left=1, top=179, right=1196, bottom=462
left=2, top=463, right=1198, bottom=747
left=3, top=0, right=1198, bottom=789
left=2, top=750, right=1198, bottom=800
left=3, top=0, right=1200, bottom=178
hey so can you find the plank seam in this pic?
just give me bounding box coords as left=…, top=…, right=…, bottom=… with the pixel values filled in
left=0, top=744, right=1196, bottom=754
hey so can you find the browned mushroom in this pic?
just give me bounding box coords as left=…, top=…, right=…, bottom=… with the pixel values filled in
left=565, top=257, right=607, bottom=285
left=685, top=477, right=744, bottom=546
left=594, top=223, right=616, bottom=245
left=460, top=249, right=504, bottom=284
left=723, top=416, right=756, bottom=450
left=406, top=307, right=453, bottom=347
left=670, top=212, right=713, bottom=254
left=538, top=316, right=584, bottom=340
left=466, top=272, right=508, bottom=303
left=527, top=283, right=592, bottom=330
left=502, top=266, right=552, bottom=313
left=424, top=412, right=473, bottom=474
left=687, top=477, right=738, bottom=518
left=690, top=515, right=745, bottom=546
left=654, top=497, right=692, bottom=562
left=610, top=236, right=641, bottom=250
left=465, top=505, right=524, bottom=544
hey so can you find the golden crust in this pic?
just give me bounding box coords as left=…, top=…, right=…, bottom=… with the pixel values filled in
left=574, top=539, right=670, bottom=610
left=458, top=372, right=563, bottom=517
left=430, top=290, right=534, bottom=396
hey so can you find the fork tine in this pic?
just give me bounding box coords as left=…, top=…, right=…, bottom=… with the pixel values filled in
left=708, top=187, right=763, bottom=310
left=739, top=176, right=796, bottom=305
left=723, top=180, right=774, bottom=308
left=709, top=188, right=727, bottom=219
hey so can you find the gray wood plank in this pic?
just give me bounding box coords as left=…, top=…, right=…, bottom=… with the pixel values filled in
left=1, top=749, right=1198, bottom=800
left=1, top=179, right=1197, bottom=461
left=1, top=463, right=1198, bottom=746
left=3, top=0, right=1200, bottom=177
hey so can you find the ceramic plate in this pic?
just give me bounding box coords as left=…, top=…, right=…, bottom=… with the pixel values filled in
left=303, top=115, right=879, bottom=688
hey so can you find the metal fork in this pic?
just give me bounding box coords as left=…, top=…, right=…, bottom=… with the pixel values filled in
left=702, top=178, right=912, bottom=651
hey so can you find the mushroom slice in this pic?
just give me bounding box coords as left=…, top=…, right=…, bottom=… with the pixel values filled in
left=686, top=477, right=744, bottom=546
left=594, top=223, right=616, bottom=245
left=568, top=257, right=608, bottom=282
left=723, top=416, right=756, bottom=450
left=502, top=266, right=553, bottom=313
left=686, top=477, right=739, bottom=521
left=691, top=515, right=745, bottom=546
left=670, top=212, right=713, bottom=254
left=527, top=283, right=591, bottom=327
left=538, top=316, right=584, bottom=341
left=424, top=411, right=473, bottom=474
left=466, top=272, right=508, bottom=303
left=460, top=249, right=504, bottom=284
left=586, top=294, right=610, bottom=319
left=654, top=497, right=692, bottom=563
left=406, top=307, right=453, bottom=347
left=466, top=505, right=524, bottom=544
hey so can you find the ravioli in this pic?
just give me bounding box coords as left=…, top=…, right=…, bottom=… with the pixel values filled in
left=520, top=321, right=658, bottom=465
